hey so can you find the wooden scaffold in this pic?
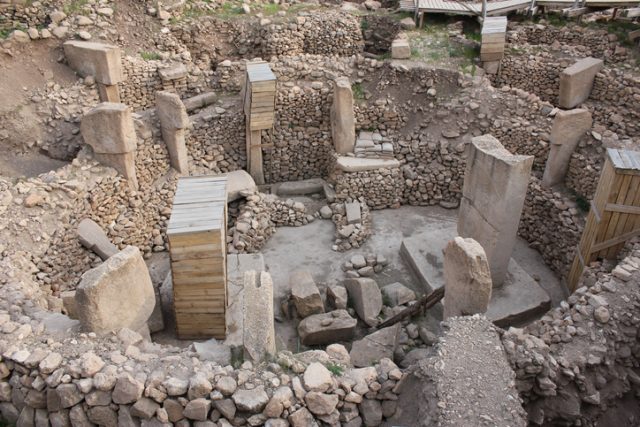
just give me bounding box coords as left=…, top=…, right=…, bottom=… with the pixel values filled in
left=568, top=148, right=640, bottom=291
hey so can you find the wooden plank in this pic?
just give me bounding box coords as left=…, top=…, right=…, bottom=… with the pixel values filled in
left=606, top=175, right=640, bottom=257
left=171, top=257, right=226, bottom=272
left=168, top=230, right=222, bottom=245
left=591, top=228, right=640, bottom=253
left=604, top=203, right=640, bottom=216
left=596, top=173, right=632, bottom=259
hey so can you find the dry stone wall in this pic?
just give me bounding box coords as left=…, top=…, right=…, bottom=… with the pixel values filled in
left=502, top=242, right=640, bottom=425
left=588, top=69, right=640, bottom=139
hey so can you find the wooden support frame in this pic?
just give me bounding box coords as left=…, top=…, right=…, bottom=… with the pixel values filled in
left=567, top=148, right=640, bottom=291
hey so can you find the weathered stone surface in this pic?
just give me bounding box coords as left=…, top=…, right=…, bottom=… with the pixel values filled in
left=223, top=170, right=257, bottom=202
left=305, top=392, right=339, bottom=416
left=112, top=373, right=144, bottom=404
left=381, top=282, right=416, bottom=307
left=303, top=363, right=333, bottom=392
left=335, top=156, right=400, bottom=172
left=243, top=271, right=276, bottom=362
left=156, top=91, right=190, bottom=174
left=360, top=399, right=383, bottom=426
left=331, top=77, right=356, bottom=154
left=81, top=102, right=138, bottom=188
left=344, top=278, right=382, bottom=326
left=131, top=397, right=160, bottom=420
left=290, top=270, right=324, bottom=318
left=263, top=387, right=294, bottom=418
left=232, top=386, right=269, bottom=412
left=350, top=325, right=400, bottom=368
left=345, top=202, right=361, bottom=225
left=559, top=57, right=605, bottom=109
left=327, top=286, right=348, bottom=309
left=289, top=407, right=318, bottom=427
left=183, top=398, right=210, bottom=421
left=63, top=41, right=123, bottom=85
left=87, top=405, right=118, bottom=426
left=56, top=384, right=84, bottom=408
left=76, top=246, right=155, bottom=334
left=457, top=135, right=533, bottom=286
left=391, top=38, right=411, bottom=59
left=298, top=310, right=357, bottom=345
left=193, top=340, right=231, bottom=366
left=77, top=218, right=118, bottom=261
left=443, top=237, right=492, bottom=319
left=542, top=109, right=593, bottom=187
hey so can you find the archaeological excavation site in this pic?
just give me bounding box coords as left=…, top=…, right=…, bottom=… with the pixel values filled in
left=1, top=0, right=640, bottom=425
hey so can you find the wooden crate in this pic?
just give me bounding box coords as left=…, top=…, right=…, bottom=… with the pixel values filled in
left=243, top=61, right=276, bottom=131
left=568, top=148, right=640, bottom=291
left=167, top=176, right=228, bottom=339
left=481, top=16, right=507, bottom=62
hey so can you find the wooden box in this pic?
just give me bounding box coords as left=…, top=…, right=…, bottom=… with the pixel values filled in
left=167, top=176, right=228, bottom=339
left=481, top=17, right=507, bottom=62
left=243, top=61, right=276, bottom=131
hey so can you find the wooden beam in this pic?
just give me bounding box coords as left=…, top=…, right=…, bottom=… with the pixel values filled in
left=563, top=6, right=589, bottom=16
left=591, top=228, right=640, bottom=253
left=604, top=203, right=640, bottom=216
left=376, top=287, right=444, bottom=329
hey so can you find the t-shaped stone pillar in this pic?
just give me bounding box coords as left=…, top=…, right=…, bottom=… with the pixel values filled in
left=81, top=103, right=139, bottom=189
left=156, top=91, right=190, bottom=174
left=542, top=108, right=592, bottom=188
left=331, top=77, right=356, bottom=155
left=63, top=41, right=123, bottom=103
left=457, top=135, right=533, bottom=287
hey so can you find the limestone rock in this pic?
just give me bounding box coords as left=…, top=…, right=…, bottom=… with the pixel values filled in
left=75, top=246, right=155, bottom=334
left=344, top=278, right=382, bottom=326
left=290, top=270, right=324, bottom=318
left=381, top=282, right=416, bottom=307
left=303, top=362, right=333, bottom=392
left=77, top=218, right=118, bottom=260
left=350, top=325, right=400, bottom=368
left=298, top=310, right=357, bottom=346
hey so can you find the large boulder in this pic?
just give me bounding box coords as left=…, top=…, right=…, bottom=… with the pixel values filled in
left=63, top=41, right=123, bottom=85
left=75, top=246, right=155, bottom=334
left=290, top=271, right=324, bottom=318
left=298, top=310, right=357, bottom=346
left=381, top=282, right=416, bottom=307
left=344, top=278, right=382, bottom=326
left=349, top=325, right=400, bottom=368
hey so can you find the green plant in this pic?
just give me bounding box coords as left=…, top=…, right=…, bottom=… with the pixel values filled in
left=382, top=293, right=393, bottom=307
left=63, top=0, right=89, bottom=15
left=575, top=193, right=590, bottom=213
left=261, top=3, right=280, bottom=15
left=325, top=363, right=344, bottom=376
left=0, top=28, right=11, bottom=40
left=352, top=82, right=365, bottom=100
left=231, top=351, right=244, bottom=369
left=140, top=51, right=162, bottom=61
left=360, top=19, right=369, bottom=32
left=216, top=2, right=244, bottom=18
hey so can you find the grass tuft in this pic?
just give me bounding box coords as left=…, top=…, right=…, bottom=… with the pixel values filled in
left=352, top=82, right=365, bottom=100
left=325, top=363, right=344, bottom=376
left=140, top=51, right=162, bottom=61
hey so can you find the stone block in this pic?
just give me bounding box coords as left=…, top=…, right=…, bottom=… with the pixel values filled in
left=443, top=237, right=492, bottom=319
left=290, top=270, right=324, bottom=318
left=345, top=202, right=361, bottom=225
left=391, top=38, right=410, bottom=59
left=349, top=325, right=400, bottom=368
left=243, top=271, right=276, bottom=362
left=458, top=135, right=533, bottom=286
left=77, top=218, right=118, bottom=260
left=335, top=156, right=400, bottom=172
left=63, top=41, right=123, bottom=85
left=380, top=282, right=416, bottom=307
left=75, top=246, right=156, bottom=334
left=331, top=77, right=356, bottom=154
left=81, top=103, right=137, bottom=154
left=298, top=310, right=357, bottom=345
left=344, top=278, right=382, bottom=326
left=559, top=57, right=604, bottom=109
left=542, top=108, right=592, bottom=187
left=158, top=63, right=188, bottom=81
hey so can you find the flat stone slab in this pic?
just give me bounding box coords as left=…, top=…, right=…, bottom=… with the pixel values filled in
left=335, top=156, right=400, bottom=173
left=345, top=202, right=361, bottom=224
left=273, top=178, right=326, bottom=196
left=400, top=223, right=550, bottom=327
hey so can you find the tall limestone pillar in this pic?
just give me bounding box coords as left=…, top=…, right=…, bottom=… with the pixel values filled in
left=331, top=77, right=356, bottom=155
left=81, top=103, right=139, bottom=189
left=457, top=134, right=533, bottom=286
left=156, top=91, right=190, bottom=174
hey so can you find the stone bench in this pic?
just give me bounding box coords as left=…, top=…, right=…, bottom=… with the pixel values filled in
left=335, top=156, right=400, bottom=172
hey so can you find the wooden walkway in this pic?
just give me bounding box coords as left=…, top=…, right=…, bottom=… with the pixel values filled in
left=400, top=0, right=640, bottom=15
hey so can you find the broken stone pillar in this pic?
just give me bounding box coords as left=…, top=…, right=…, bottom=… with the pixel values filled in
left=297, top=310, right=357, bottom=346
left=81, top=103, right=139, bottom=189
left=75, top=246, right=156, bottom=335
left=63, top=41, right=123, bottom=102
left=542, top=108, right=593, bottom=187
left=558, top=57, right=604, bottom=109
left=243, top=270, right=276, bottom=362
left=77, top=218, right=118, bottom=260
left=344, top=278, right=382, bottom=327
left=331, top=77, right=356, bottom=155
left=156, top=91, right=190, bottom=174
left=443, top=237, right=492, bottom=319
left=458, top=134, right=533, bottom=286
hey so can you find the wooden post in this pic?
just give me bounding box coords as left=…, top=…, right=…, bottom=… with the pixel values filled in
left=567, top=149, right=640, bottom=291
